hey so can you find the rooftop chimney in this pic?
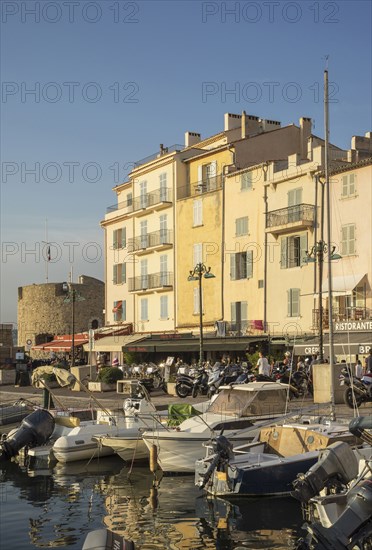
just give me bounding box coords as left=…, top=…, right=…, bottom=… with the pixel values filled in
left=224, top=113, right=242, bottom=131
left=241, top=111, right=246, bottom=139
left=299, top=117, right=312, bottom=159
left=185, top=131, right=201, bottom=147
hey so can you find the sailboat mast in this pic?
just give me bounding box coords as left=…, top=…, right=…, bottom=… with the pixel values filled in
left=324, top=68, right=335, bottom=416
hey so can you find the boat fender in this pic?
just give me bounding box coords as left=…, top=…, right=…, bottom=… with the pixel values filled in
left=149, top=444, right=158, bottom=473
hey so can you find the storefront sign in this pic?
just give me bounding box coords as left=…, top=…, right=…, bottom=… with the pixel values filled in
left=334, top=321, right=372, bottom=332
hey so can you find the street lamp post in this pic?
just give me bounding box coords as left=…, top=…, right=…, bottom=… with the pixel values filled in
left=306, top=241, right=341, bottom=361
left=187, top=263, right=215, bottom=367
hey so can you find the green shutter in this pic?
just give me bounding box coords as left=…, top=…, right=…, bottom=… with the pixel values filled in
left=246, top=250, right=253, bottom=278
left=280, top=237, right=287, bottom=268
left=300, top=233, right=308, bottom=265
left=230, top=254, right=236, bottom=280
left=121, top=263, right=126, bottom=283
left=231, top=302, right=237, bottom=323
left=113, top=264, right=118, bottom=284
left=113, top=229, right=118, bottom=250
left=241, top=301, right=248, bottom=321
left=121, top=227, right=126, bottom=248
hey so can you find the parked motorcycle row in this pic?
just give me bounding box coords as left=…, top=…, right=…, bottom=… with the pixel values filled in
left=121, top=362, right=167, bottom=393
left=175, top=360, right=314, bottom=400
left=339, top=366, right=372, bottom=408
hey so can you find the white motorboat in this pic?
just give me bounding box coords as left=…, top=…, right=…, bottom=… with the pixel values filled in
left=52, top=387, right=164, bottom=464
left=195, top=416, right=363, bottom=497
left=141, top=382, right=293, bottom=473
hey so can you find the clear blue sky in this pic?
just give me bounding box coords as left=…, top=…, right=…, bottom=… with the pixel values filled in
left=1, top=0, right=371, bottom=324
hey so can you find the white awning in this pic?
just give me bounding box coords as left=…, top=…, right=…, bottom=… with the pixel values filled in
left=83, top=334, right=148, bottom=352
left=322, top=273, right=366, bottom=296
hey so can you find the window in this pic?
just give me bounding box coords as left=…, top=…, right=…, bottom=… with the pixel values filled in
left=288, top=188, right=303, bottom=222
left=353, top=286, right=365, bottom=308
left=113, top=227, right=126, bottom=249
left=160, top=214, right=168, bottom=243
left=341, top=224, right=356, bottom=255
left=341, top=173, right=356, bottom=198
left=280, top=234, right=307, bottom=268
left=159, top=173, right=167, bottom=201
left=140, top=259, right=148, bottom=289
left=113, top=300, right=126, bottom=322
left=127, top=193, right=133, bottom=207
left=193, top=199, right=203, bottom=226
left=113, top=263, right=126, bottom=284
left=231, top=301, right=248, bottom=333
left=160, top=255, right=168, bottom=285
left=193, top=243, right=202, bottom=266
left=230, top=251, right=253, bottom=280
left=160, top=295, right=168, bottom=319
left=241, top=172, right=252, bottom=191
left=197, top=161, right=217, bottom=192
left=235, top=216, right=248, bottom=236
left=140, top=180, right=147, bottom=208
left=287, top=289, right=300, bottom=317
left=140, top=220, right=148, bottom=248
left=140, top=298, right=148, bottom=321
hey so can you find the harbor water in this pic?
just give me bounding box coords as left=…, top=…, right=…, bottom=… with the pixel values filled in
left=0, top=455, right=306, bottom=549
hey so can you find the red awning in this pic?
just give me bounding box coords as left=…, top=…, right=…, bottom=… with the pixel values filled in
left=32, top=333, right=89, bottom=352
left=112, top=301, right=123, bottom=313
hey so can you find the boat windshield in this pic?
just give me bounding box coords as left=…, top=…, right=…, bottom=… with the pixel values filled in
left=207, top=387, right=287, bottom=417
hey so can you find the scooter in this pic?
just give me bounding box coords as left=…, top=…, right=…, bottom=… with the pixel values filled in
left=191, top=367, right=210, bottom=398
left=340, top=367, right=372, bottom=408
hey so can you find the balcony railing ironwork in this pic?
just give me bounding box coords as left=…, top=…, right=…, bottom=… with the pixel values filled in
left=266, top=204, right=315, bottom=229
left=128, top=271, right=174, bottom=292
left=312, top=307, right=371, bottom=329
left=128, top=229, right=173, bottom=252
left=133, top=144, right=184, bottom=169
left=107, top=187, right=172, bottom=215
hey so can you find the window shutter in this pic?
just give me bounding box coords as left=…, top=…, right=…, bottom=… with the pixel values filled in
left=113, top=229, right=118, bottom=250
left=246, top=250, right=253, bottom=278
left=349, top=224, right=355, bottom=254
left=210, top=160, right=217, bottom=176
left=241, top=301, right=248, bottom=321
left=121, top=263, right=126, bottom=283
left=341, top=226, right=348, bottom=255
left=113, top=264, right=118, bottom=284
left=342, top=175, right=348, bottom=197
left=197, top=165, right=203, bottom=184
left=160, top=295, right=168, bottom=319
left=122, top=300, right=126, bottom=321
left=349, top=174, right=355, bottom=195
left=287, top=290, right=291, bottom=316
left=300, top=233, right=308, bottom=265
left=292, top=289, right=300, bottom=316
left=280, top=237, right=287, bottom=268
left=241, top=172, right=252, bottom=190
left=193, top=243, right=202, bottom=265
left=121, top=227, right=126, bottom=248
left=193, top=287, right=199, bottom=314
left=231, top=302, right=237, bottom=323
left=230, top=253, right=236, bottom=280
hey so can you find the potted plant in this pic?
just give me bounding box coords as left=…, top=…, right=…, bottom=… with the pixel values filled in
left=88, top=366, right=123, bottom=392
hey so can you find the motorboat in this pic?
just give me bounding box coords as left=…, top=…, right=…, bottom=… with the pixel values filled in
left=95, top=402, right=207, bottom=463
left=0, top=399, right=35, bottom=427
left=141, top=382, right=294, bottom=473
left=194, top=416, right=365, bottom=498
left=52, top=384, right=165, bottom=464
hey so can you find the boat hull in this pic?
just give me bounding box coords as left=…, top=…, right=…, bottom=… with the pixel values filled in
left=99, top=435, right=149, bottom=462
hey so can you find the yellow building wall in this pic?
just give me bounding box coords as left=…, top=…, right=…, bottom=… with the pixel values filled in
left=176, top=149, right=233, bottom=330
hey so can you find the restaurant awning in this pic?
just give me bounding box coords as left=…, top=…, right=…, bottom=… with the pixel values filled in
left=123, top=335, right=268, bottom=353
left=83, top=334, right=149, bottom=353
left=293, top=331, right=372, bottom=356
left=321, top=273, right=366, bottom=296
left=32, top=333, right=89, bottom=352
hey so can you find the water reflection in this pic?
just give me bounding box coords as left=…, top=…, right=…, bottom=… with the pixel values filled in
left=0, top=457, right=305, bottom=549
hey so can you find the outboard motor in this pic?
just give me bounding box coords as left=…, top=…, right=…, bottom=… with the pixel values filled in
left=292, top=442, right=358, bottom=503
left=297, top=480, right=372, bottom=550
left=199, top=435, right=234, bottom=490
left=0, top=409, right=55, bottom=461
left=82, top=528, right=135, bottom=550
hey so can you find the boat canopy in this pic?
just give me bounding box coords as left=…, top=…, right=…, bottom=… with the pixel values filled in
left=207, top=382, right=289, bottom=417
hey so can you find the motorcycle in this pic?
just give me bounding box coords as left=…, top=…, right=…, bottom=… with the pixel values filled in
left=175, top=370, right=195, bottom=398
left=340, top=367, right=372, bottom=408
left=144, top=363, right=167, bottom=392
left=191, top=367, right=210, bottom=398
left=272, top=364, right=313, bottom=398
left=206, top=363, right=242, bottom=398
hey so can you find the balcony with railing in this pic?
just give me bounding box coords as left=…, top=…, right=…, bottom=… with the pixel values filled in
left=133, top=144, right=184, bottom=169
left=107, top=187, right=172, bottom=216
left=312, top=307, right=371, bottom=329
left=128, top=271, right=174, bottom=293
left=128, top=229, right=173, bottom=255
left=266, top=204, right=315, bottom=235
left=178, top=174, right=224, bottom=200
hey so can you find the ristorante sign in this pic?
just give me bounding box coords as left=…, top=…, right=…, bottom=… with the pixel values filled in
left=334, top=320, right=372, bottom=332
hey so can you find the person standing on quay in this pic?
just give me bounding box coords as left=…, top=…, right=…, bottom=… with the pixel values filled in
left=365, top=349, right=372, bottom=374
left=257, top=351, right=271, bottom=377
